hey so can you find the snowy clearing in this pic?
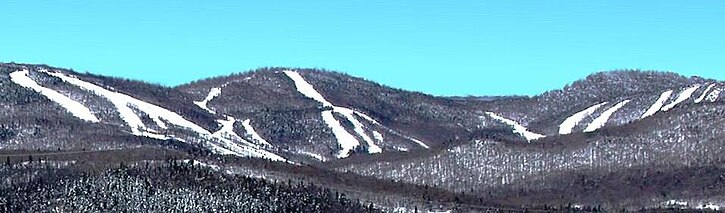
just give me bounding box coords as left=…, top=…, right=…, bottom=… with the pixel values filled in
left=282, top=71, right=333, bottom=107
left=212, top=116, right=245, bottom=142
left=485, top=112, right=545, bottom=141
left=694, top=84, right=715, bottom=103
left=334, top=107, right=382, bottom=153
left=641, top=90, right=673, bottom=118
left=283, top=70, right=399, bottom=156
left=321, top=110, right=361, bottom=158
left=241, top=119, right=273, bottom=147
left=661, top=85, right=701, bottom=111
left=706, top=88, right=720, bottom=102
left=45, top=70, right=287, bottom=162
left=584, top=100, right=630, bottom=132
left=558, top=102, right=607, bottom=135
left=194, top=87, right=222, bottom=114
left=9, top=70, right=100, bottom=122
left=296, top=150, right=327, bottom=162
left=372, top=131, right=384, bottom=143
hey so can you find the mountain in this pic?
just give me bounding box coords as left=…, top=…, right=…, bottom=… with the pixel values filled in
left=1, top=62, right=723, bottom=211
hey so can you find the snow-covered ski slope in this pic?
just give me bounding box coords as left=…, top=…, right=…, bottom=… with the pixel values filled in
left=558, top=102, right=607, bottom=135
left=487, top=83, right=721, bottom=141
left=283, top=70, right=426, bottom=158
left=485, top=112, right=545, bottom=141
left=194, top=87, right=223, bottom=114
left=10, top=70, right=100, bottom=122
left=25, top=69, right=288, bottom=162
left=584, top=100, right=631, bottom=132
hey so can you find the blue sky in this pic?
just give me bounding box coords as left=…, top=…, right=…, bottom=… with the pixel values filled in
left=1, top=1, right=724, bottom=96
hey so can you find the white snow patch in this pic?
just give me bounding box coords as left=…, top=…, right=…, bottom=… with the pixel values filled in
left=194, top=87, right=222, bottom=114
left=321, top=110, right=361, bottom=158
left=664, top=200, right=688, bottom=207
left=661, top=85, right=701, bottom=111
left=697, top=203, right=720, bottom=211
left=407, top=137, right=430, bottom=149
left=372, top=131, right=384, bottom=143
left=297, top=150, right=327, bottom=162
left=213, top=116, right=244, bottom=142
left=47, top=71, right=206, bottom=135
left=558, top=102, right=607, bottom=135
left=241, top=119, right=272, bottom=147
left=10, top=70, right=99, bottom=122
left=641, top=90, right=673, bottom=119
left=283, top=70, right=391, bottom=156
left=282, top=71, right=333, bottom=107
left=706, top=87, right=721, bottom=102
left=182, top=159, right=221, bottom=171
left=334, top=107, right=382, bottom=153
left=694, top=84, right=716, bottom=103
left=485, top=112, right=545, bottom=141
left=45, top=71, right=288, bottom=162
left=584, top=100, right=630, bottom=132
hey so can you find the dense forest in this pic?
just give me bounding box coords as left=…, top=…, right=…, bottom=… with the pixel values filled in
left=0, top=160, right=379, bottom=212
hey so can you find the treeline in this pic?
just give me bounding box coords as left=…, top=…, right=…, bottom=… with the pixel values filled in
left=0, top=160, right=380, bottom=212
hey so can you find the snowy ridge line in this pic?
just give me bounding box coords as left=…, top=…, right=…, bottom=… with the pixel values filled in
left=242, top=119, right=273, bottom=147
left=641, top=90, right=673, bottom=119
left=484, top=112, right=545, bottom=141
left=661, top=85, right=701, bottom=111
left=194, top=87, right=223, bottom=114
left=694, top=84, right=715, bottom=103
left=584, top=100, right=630, bottom=132
left=558, top=102, right=607, bottom=135
left=9, top=70, right=100, bottom=122
left=283, top=70, right=391, bottom=158
left=44, top=70, right=287, bottom=162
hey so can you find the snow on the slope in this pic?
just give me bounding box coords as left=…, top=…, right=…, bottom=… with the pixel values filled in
left=706, top=87, right=721, bottom=102
left=584, top=100, right=630, bottom=132
left=485, top=112, right=545, bottom=141
left=241, top=119, right=272, bottom=147
left=558, top=102, right=607, bottom=135
left=296, top=150, right=327, bottom=162
left=194, top=87, right=222, bottom=114
left=181, top=159, right=221, bottom=171
left=213, top=116, right=245, bottom=142
left=641, top=90, right=673, bottom=119
left=47, top=71, right=206, bottom=135
left=9, top=70, right=100, bottom=122
left=334, top=107, right=382, bottom=153
left=45, top=71, right=287, bottom=162
left=694, top=84, right=715, bottom=103
left=321, top=110, right=361, bottom=158
left=283, top=70, right=392, bottom=156
left=697, top=203, right=720, bottom=211
left=282, top=71, right=333, bottom=107
left=407, top=137, right=430, bottom=149
left=661, top=85, right=701, bottom=111
left=372, top=131, right=384, bottom=143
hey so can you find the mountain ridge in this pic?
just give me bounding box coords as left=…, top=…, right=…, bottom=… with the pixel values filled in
left=1, top=62, right=724, bottom=211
